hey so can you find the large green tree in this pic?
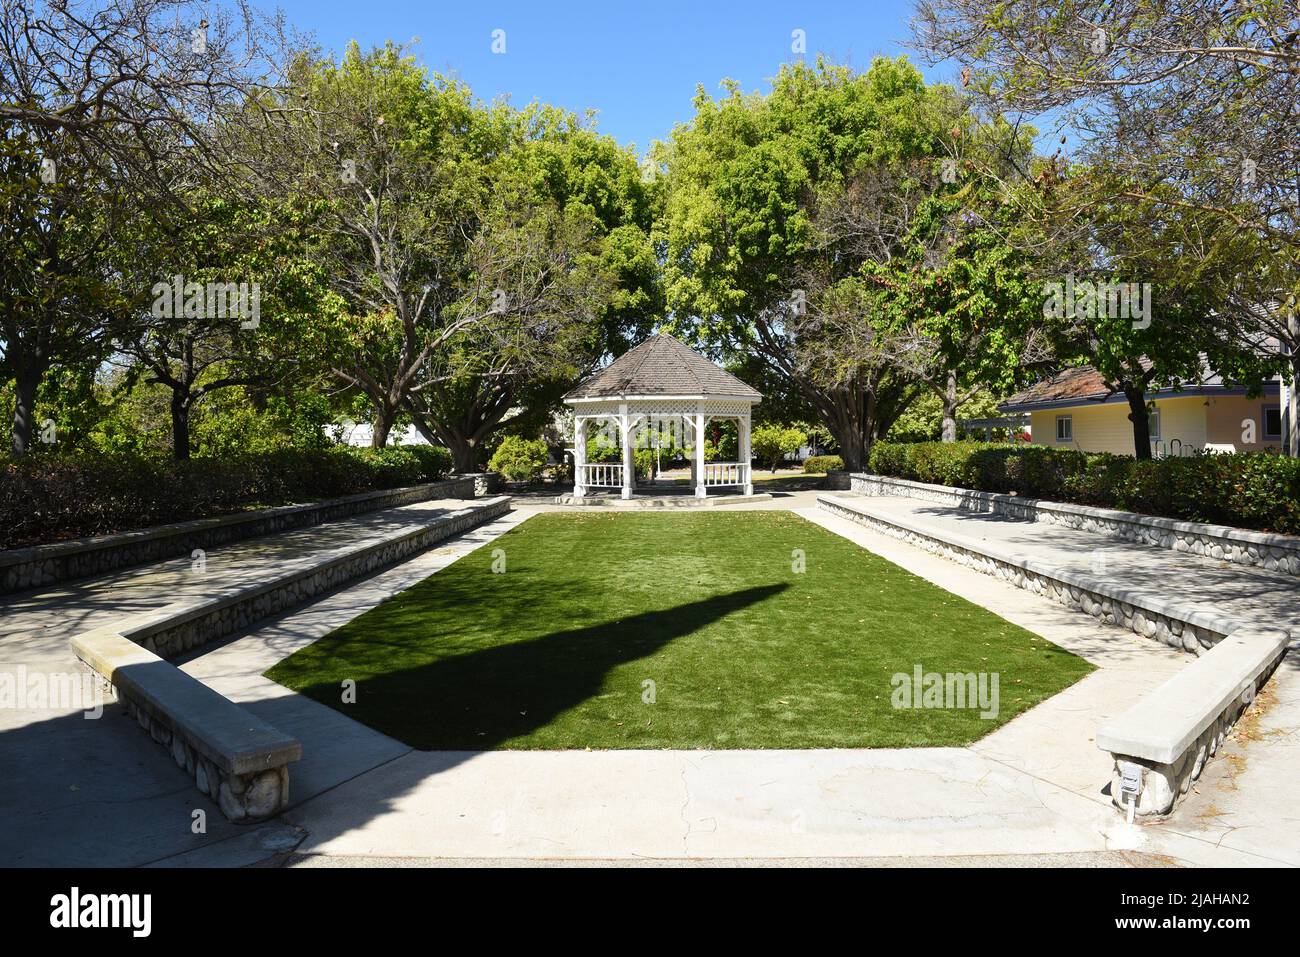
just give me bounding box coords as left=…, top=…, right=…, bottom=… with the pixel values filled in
left=0, top=126, right=122, bottom=455
left=256, top=43, right=510, bottom=447
left=1022, top=163, right=1281, bottom=458
left=660, top=57, right=1025, bottom=468
left=801, top=116, right=1050, bottom=442
left=115, top=192, right=335, bottom=458
left=914, top=0, right=1300, bottom=454
left=404, top=107, right=660, bottom=471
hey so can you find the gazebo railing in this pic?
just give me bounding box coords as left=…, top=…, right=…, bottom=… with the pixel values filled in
left=702, top=462, right=749, bottom=487
left=578, top=463, right=624, bottom=487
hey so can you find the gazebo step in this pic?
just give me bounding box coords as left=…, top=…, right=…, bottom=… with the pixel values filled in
left=553, top=493, right=773, bottom=508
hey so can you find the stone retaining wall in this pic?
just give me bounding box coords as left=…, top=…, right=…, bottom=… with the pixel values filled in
left=1106, top=678, right=1264, bottom=818
left=453, top=472, right=502, bottom=496
left=821, top=492, right=1293, bottom=819
left=69, top=494, right=509, bottom=823
left=130, top=497, right=511, bottom=660
left=1, top=476, right=477, bottom=595
left=818, top=495, right=1231, bottom=654
left=849, top=473, right=1300, bottom=578
left=823, top=469, right=852, bottom=491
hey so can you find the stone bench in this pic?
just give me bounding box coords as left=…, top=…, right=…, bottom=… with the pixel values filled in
left=72, top=629, right=301, bottom=823
left=1096, top=626, right=1290, bottom=816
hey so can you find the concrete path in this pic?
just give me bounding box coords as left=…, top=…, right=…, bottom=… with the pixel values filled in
left=5, top=489, right=1297, bottom=867
left=0, top=497, right=491, bottom=647
left=266, top=503, right=1293, bottom=867
left=821, top=494, right=1300, bottom=633
left=802, top=508, right=1300, bottom=867
left=176, top=510, right=533, bottom=814
left=1167, top=659, right=1300, bottom=863
left=0, top=496, right=503, bottom=867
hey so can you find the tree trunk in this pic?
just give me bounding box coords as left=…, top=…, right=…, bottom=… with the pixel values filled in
left=371, top=408, right=396, bottom=448
left=407, top=409, right=481, bottom=473
left=829, top=412, right=870, bottom=472
left=815, top=390, right=872, bottom=471
left=447, top=435, right=481, bottom=473
left=9, top=365, right=42, bottom=457
left=1124, top=384, right=1152, bottom=460
left=790, top=370, right=892, bottom=472
left=940, top=370, right=959, bottom=442
left=171, top=394, right=192, bottom=460
left=1287, top=318, right=1300, bottom=458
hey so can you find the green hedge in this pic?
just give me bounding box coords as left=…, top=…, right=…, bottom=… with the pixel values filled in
left=1, top=444, right=453, bottom=549
left=803, top=455, right=844, bottom=474
left=867, top=441, right=1300, bottom=536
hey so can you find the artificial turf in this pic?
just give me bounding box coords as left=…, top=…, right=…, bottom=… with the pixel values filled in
left=265, top=511, right=1093, bottom=749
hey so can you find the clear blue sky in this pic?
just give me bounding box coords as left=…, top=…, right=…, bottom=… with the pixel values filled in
left=273, top=0, right=956, bottom=153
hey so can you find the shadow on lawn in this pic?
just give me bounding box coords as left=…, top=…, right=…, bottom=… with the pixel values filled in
left=295, top=582, right=788, bottom=751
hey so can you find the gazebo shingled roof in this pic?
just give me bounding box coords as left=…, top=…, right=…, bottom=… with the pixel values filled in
left=565, top=335, right=761, bottom=400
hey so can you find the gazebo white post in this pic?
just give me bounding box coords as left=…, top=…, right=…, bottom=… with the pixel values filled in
left=740, top=411, right=753, bottom=495
left=620, top=402, right=634, bottom=500
left=573, top=414, right=587, bottom=498
left=685, top=415, right=694, bottom=487
left=694, top=407, right=707, bottom=499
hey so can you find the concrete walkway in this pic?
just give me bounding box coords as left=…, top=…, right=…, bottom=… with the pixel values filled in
left=821, top=494, right=1300, bottom=633
left=251, top=504, right=1236, bottom=866
left=0, top=496, right=504, bottom=866
left=5, top=490, right=1297, bottom=866
left=250, top=501, right=1286, bottom=867
left=804, top=507, right=1300, bottom=866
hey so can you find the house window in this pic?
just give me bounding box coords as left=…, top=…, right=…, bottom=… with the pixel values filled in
left=1055, top=415, right=1073, bottom=443
left=1263, top=405, right=1282, bottom=440
left=1147, top=408, right=1161, bottom=440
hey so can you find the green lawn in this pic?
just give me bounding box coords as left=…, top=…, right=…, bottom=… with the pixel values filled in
left=265, top=512, right=1092, bottom=749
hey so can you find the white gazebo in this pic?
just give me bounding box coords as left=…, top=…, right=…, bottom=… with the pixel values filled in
left=564, top=336, right=762, bottom=500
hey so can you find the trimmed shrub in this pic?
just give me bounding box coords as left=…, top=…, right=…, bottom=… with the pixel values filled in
left=866, top=441, right=1300, bottom=536
left=407, top=444, right=453, bottom=481
left=1, top=444, right=458, bottom=549
left=634, top=448, right=656, bottom=480
left=803, top=455, right=844, bottom=474
left=488, top=436, right=550, bottom=483
left=752, top=424, right=806, bottom=472
left=346, top=446, right=424, bottom=488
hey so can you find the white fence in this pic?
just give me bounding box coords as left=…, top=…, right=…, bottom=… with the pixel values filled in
left=702, top=462, right=750, bottom=487
left=579, top=463, right=625, bottom=487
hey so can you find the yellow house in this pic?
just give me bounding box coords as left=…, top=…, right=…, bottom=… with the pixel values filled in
left=999, top=366, right=1286, bottom=456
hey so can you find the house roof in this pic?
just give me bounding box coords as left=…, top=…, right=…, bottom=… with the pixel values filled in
left=999, top=360, right=1278, bottom=413
left=1000, top=366, right=1114, bottom=410
left=564, top=335, right=762, bottom=402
